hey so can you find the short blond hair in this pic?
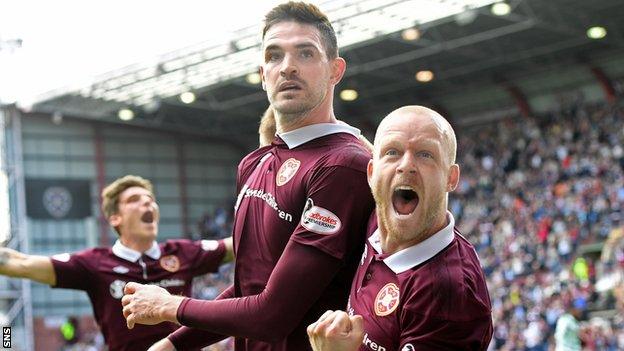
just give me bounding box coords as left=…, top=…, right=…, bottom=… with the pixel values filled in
left=101, top=175, right=154, bottom=219
left=259, top=105, right=276, bottom=147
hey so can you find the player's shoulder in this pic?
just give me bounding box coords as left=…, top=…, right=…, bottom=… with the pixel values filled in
left=76, top=246, right=109, bottom=258
left=405, top=231, right=479, bottom=289
left=401, top=231, right=490, bottom=320
left=160, top=238, right=221, bottom=254
left=453, top=228, right=485, bottom=266
left=318, top=136, right=372, bottom=170
left=53, top=247, right=109, bottom=266
left=159, top=239, right=197, bottom=253
left=239, top=146, right=272, bottom=171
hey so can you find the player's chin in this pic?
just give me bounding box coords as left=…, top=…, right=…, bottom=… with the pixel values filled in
left=389, top=207, right=423, bottom=232
left=142, top=228, right=158, bottom=238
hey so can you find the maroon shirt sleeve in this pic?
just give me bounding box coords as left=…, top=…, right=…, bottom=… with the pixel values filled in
left=179, top=239, right=227, bottom=276
left=291, top=164, right=372, bottom=259
left=167, top=285, right=234, bottom=350
left=175, top=240, right=341, bottom=342
left=51, top=249, right=95, bottom=290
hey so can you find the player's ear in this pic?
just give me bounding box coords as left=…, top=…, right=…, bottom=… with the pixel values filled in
left=447, top=164, right=460, bottom=192
left=108, top=213, right=122, bottom=227
left=259, top=66, right=267, bottom=91
left=330, top=57, right=346, bottom=85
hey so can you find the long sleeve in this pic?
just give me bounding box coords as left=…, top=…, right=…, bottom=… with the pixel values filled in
left=175, top=240, right=342, bottom=342
left=167, top=285, right=234, bottom=350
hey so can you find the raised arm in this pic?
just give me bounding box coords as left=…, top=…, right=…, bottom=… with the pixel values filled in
left=0, top=247, right=56, bottom=285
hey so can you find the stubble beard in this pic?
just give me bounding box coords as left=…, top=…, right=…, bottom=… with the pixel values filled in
left=274, top=103, right=309, bottom=129
left=270, top=83, right=327, bottom=129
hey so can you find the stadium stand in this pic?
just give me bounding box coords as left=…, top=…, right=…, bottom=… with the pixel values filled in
left=455, top=99, right=624, bottom=349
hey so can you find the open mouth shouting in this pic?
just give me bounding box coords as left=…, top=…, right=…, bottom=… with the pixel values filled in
left=141, top=211, right=155, bottom=224
left=392, top=186, right=419, bottom=216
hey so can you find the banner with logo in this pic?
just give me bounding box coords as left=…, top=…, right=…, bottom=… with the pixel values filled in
left=25, top=179, right=92, bottom=219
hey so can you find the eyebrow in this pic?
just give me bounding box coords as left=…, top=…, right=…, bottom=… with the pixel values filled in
left=380, top=137, right=439, bottom=150
left=264, top=43, right=319, bottom=52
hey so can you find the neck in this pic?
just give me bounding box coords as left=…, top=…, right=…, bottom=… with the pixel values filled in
left=119, top=235, right=154, bottom=253
left=378, top=212, right=449, bottom=255
left=378, top=226, right=412, bottom=255
left=277, top=92, right=337, bottom=133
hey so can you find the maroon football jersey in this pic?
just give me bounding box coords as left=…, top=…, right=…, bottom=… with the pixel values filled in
left=175, top=123, right=374, bottom=350
left=348, top=212, right=493, bottom=351
left=51, top=239, right=226, bottom=351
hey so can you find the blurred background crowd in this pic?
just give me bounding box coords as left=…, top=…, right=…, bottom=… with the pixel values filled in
left=456, top=98, right=624, bottom=350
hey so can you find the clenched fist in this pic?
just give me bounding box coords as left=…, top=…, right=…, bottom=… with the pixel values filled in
left=307, top=310, right=364, bottom=351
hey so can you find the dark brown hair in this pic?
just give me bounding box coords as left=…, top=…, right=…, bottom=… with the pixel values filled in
left=263, top=1, right=338, bottom=59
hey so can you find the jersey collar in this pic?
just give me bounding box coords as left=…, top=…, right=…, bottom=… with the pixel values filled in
left=369, top=211, right=455, bottom=274
left=112, top=239, right=161, bottom=262
left=278, top=123, right=360, bottom=149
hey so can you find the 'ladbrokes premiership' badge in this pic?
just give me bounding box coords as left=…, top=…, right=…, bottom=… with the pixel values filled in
left=159, top=255, right=180, bottom=273
left=276, top=158, right=300, bottom=186
left=375, top=283, right=400, bottom=316
left=301, top=198, right=341, bottom=235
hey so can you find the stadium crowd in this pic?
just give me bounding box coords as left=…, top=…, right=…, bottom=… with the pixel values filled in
left=58, top=98, right=624, bottom=350
left=455, top=98, right=624, bottom=350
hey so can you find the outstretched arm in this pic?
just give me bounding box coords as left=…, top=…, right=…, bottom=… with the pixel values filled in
left=0, top=247, right=56, bottom=285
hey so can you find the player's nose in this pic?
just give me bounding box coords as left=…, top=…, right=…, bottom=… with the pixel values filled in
left=279, top=54, right=298, bottom=78
left=396, top=152, right=417, bottom=174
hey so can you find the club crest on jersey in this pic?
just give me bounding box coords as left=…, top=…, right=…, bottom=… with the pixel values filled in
left=301, top=198, right=341, bottom=234
left=276, top=158, right=300, bottom=186
left=159, top=255, right=180, bottom=273
left=109, top=280, right=126, bottom=299
left=375, top=283, right=400, bottom=316
left=401, top=344, right=415, bottom=351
